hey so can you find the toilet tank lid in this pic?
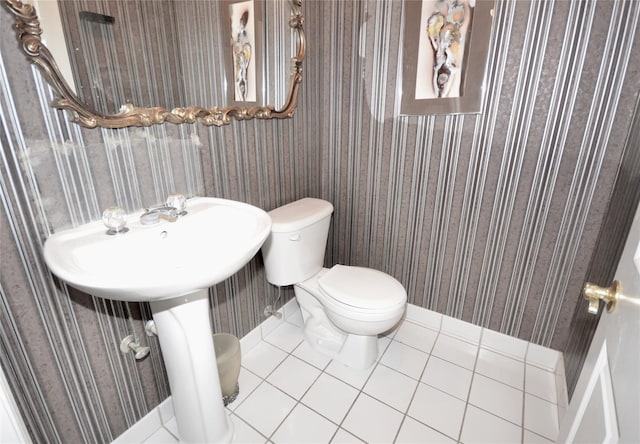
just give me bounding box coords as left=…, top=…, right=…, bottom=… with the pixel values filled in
left=268, top=198, right=334, bottom=233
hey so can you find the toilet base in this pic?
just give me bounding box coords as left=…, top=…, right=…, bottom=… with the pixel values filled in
left=294, top=283, right=379, bottom=369
left=306, top=328, right=378, bottom=369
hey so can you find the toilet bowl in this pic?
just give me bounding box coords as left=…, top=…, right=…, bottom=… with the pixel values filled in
left=261, top=198, right=407, bottom=369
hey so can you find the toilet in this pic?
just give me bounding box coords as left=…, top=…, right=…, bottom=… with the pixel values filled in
left=261, top=198, right=407, bottom=369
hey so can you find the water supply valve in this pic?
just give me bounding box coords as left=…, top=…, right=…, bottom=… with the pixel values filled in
left=120, top=335, right=150, bottom=360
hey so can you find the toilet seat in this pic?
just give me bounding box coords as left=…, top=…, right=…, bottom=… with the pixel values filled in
left=318, top=265, right=406, bottom=313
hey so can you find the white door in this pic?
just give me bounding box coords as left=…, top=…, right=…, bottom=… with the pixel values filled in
left=0, top=362, right=32, bottom=443
left=558, top=205, right=640, bottom=443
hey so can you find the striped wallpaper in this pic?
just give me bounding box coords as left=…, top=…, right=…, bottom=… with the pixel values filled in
left=1, top=0, right=639, bottom=441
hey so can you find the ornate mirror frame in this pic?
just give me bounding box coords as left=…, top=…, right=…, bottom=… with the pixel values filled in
left=2, top=0, right=305, bottom=128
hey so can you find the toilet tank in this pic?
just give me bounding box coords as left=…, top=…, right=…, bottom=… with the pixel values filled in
left=261, top=198, right=334, bottom=286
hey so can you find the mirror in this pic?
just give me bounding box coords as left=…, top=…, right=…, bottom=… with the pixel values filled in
left=2, top=0, right=305, bottom=128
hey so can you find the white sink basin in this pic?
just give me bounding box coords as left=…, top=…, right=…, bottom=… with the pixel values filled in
left=43, top=197, right=271, bottom=302
left=44, top=197, right=272, bottom=443
left=44, top=197, right=273, bottom=442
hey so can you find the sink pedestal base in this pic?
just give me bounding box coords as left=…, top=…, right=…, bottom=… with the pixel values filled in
left=150, top=289, right=233, bottom=444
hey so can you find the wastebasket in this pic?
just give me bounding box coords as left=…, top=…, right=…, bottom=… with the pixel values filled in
left=212, top=333, right=241, bottom=406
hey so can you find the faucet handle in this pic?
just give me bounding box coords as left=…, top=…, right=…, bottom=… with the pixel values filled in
left=166, top=193, right=187, bottom=215
left=102, top=206, right=129, bottom=235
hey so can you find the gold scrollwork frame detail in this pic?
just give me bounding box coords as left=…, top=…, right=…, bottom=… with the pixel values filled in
left=2, top=0, right=305, bottom=128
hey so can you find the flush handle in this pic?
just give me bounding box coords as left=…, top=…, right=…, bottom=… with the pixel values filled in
left=583, top=280, right=620, bottom=315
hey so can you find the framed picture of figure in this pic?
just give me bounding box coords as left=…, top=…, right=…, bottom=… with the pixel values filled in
left=400, top=0, right=495, bottom=115
left=226, top=0, right=264, bottom=104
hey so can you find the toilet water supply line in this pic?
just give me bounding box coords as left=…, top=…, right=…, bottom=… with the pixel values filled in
left=264, top=286, right=283, bottom=319
left=119, top=303, right=151, bottom=360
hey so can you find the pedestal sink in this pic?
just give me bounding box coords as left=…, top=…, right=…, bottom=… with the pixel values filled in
left=43, top=197, right=272, bottom=443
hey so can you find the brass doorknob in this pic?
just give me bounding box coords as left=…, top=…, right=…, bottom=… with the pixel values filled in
left=583, top=281, right=620, bottom=314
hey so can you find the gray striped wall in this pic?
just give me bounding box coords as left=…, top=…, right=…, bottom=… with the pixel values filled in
left=1, top=0, right=639, bottom=441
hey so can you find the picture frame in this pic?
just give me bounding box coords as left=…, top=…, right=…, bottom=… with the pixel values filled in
left=225, top=0, right=264, bottom=105
left=400, top=0, right=494, bottom=115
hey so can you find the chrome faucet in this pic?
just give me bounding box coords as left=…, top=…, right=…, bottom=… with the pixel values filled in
left=139, top=205, right=180, bottom=225
left=140, top=194, right=188, bottom=225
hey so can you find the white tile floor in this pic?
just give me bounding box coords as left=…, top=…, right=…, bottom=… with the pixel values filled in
left=114, top=303, right=566, bottom=444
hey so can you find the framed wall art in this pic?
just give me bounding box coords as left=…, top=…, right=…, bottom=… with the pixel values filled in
left=226, top=0, right=264, bottom=104
left=400, top=0, right=494, bottom=115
